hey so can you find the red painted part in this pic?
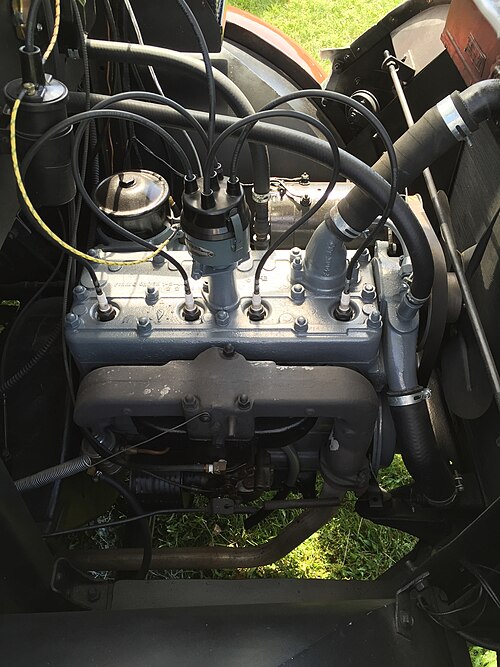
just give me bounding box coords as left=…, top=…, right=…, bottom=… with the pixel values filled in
left=225, top=6, right=327, bottom=84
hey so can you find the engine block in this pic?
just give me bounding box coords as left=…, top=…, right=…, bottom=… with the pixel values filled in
left=66, top=248, right=384, bottom=374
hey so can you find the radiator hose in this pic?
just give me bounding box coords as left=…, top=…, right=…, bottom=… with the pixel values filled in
left=389, top=392, right=456, bottom=505
left=337, top=80, right=500, bottom=231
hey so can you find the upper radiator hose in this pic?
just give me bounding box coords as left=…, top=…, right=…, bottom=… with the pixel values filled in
left=337, top=80, right=500, bottom=231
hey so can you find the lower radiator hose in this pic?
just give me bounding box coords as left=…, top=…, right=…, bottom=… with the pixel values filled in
left=390, top=394, right=456, bottom=506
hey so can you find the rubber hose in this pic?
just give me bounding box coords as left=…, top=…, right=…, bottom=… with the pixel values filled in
left=67, top=92, right=434, bottom=301
left=390, top=397, right=456, bottom=505
left=85, top=38, right=270, bottom=195
left=338, top=80, right=500, bottom=231
left=98, top=472, right=152, bottom=579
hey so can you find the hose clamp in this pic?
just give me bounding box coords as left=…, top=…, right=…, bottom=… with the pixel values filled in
left=437, top=96, right=473, bottom=144
left=328, top=204, right=361, bottom=240
left=252, top=190, right=270, bottom=204
left=387, top=388, right=432, bottom=407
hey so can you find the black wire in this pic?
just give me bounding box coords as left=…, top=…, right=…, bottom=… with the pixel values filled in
left=465, top=205, right=500, bottom=281
left=24, top=0, right=44, bottom=52
left=463, top=561, right=500, bottom=609
left=231, top=89, right=399, bottom=291
left=176, top=0, right=216, bottom=157
left=202, top=110, right=339, bottom=291
left=97, top=472, right=152, bottom=579
left=132, top=136, right=185, bottom=179
left=19, top=109, right=192, bottom=288
left=43, top=507, right=210, bottom=538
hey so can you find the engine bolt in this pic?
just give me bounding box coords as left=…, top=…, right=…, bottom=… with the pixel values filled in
left=367, top=310, right=382, bottom=329
left=300, top=194, right=311, bottom=207
left=73, top=284, right=88, bottom=303
left=183, top=394, right=198, bottom=409
left=136, top=316, right=152, bottom=336
left=65, top=312, right=80, bottom=330
left=215, top=310, right=230, bottom=327
left=152, top=254, right=165, bottom=267
left=202, top=281, right=209, bottom=293
left=290, top=247, right=302, bottom=260
left=223, top=343, right=235, bottom=358
left=292, top=255, right=303, bottom=270
left=145, top=285, right=159, bottom=305
left=291, top=283, right=305, bottom=304
left=237, top=393, right=251, bottom=410
left=87, top=248, right=101, bottom=260
left=294, top=315, right=308, bottom=333
left=361, top=283, right=376, bottom=303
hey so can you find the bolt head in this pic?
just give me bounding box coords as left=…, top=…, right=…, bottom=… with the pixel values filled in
left=73, top=285, right=88, bottom=303
left=65, top=312, right=80, bottom=329
left=294, top=315, right=308, bottom=333
left=152, top=254, right=165, bottom=267
left=183, top=394, right=198, bottom=408
left=238, top=393, right=251, bottom=409
left=136, top=316, right=152, bottom=336
left=291, top=283, right=305, bottom=303
left=367, top=310, right=382, bottom=329
left=145, top=285, right=159, bottom=305
left=361, top=283, right=376, bottom=303
left=222, top=343, right=235, bottom=358
left=215, top=310, right=230, bottom=326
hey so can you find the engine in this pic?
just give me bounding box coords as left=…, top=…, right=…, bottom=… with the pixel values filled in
left=1, top=0, right=499, bottom=625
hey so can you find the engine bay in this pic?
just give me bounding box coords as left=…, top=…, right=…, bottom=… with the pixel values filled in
left=0, top=0, right=499, bottom=662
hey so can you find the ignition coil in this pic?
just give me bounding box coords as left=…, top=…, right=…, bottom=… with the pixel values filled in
left=3, top=46, right=75, bottom=207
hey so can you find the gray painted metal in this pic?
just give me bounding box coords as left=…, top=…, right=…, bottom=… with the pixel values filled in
left=67, top=248, right=383, bottom=374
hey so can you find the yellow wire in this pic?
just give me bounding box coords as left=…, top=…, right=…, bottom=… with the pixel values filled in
left=10, top=97, right=171, bottom=267
left=42, top=0, right=61, bottom=63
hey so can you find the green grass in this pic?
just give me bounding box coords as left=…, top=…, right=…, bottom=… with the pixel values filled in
left=150, top=454, right=416, bottom=581
left=231, top=0, right=402, bottom=70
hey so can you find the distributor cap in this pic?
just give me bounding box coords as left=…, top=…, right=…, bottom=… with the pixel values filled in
left=181, top=176, right=251, bottom=268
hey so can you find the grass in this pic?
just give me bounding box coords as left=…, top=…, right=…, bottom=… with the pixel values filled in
left=231, top=0, right=402, bottom=70
left=150, top=454, right=416, bottom=581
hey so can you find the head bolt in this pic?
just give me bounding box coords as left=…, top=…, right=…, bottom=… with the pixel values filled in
left=294, top=315, right=308, bottom=333
left=300, top=194, right=311, bottom=207
left=145, top=285, right=159, bottom=305
left=215, top=310, right=230, bottom=327
left=65, top=312, right=80, bottom=330
left=223, top=343, right=235, bottom=358
left=237, top=393, right=251, bottom=410
left=290, top=247, right=302, bottom=261
left=152, top=254, right=165, bottom=267
left=183, top=394, right=198, bottom=409
left=361, top=283, right=376, bottom=303
left=367, top=310, right=382, bottom=329
left=291, top=283, right=305, bottom=303
left=73, top=284, right=88, bottom=303
left=136, top=316, right=152, bottom=336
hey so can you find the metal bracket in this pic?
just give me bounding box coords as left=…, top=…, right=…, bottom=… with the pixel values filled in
left=381, top=53, right=415, bottom=83
left=51, top=558, right=111, bottom=610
